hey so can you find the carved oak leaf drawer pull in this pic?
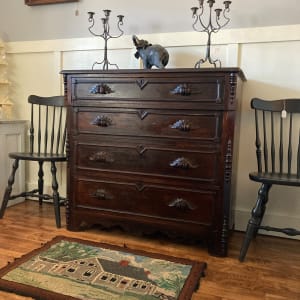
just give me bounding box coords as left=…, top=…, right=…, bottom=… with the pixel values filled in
left=170, top=84, right=191, bottom=96
left=89, top=83, right=113, bottom=94
left=170, top=119, right=191, bottom=131
left=168, top=198, right=196, bottom=210
left=91, top=115, right=112, bottom=127
left=169, top=157, right=198, bottom=169
left=89, top=151, right=114, bottom=163
left=91, top=189, right=113, bottom=200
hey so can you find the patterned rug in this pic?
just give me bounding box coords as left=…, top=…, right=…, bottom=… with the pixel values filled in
left=0, top=236, right=207, bottom=300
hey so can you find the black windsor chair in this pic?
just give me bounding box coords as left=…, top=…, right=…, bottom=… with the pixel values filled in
left=0, top=95, right=67, bottom=228
left=239, top=98, right=300, bottom=261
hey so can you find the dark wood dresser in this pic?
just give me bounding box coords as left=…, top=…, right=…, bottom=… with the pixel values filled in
left=61, top=68, right=245, bottom=257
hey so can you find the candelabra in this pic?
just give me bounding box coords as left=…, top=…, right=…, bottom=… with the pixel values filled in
left=87, top=9, right=124, bottom=70
left=191, top=0, right=232, bottom=68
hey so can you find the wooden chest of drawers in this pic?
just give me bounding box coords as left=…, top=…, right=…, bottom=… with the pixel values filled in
left=62, top=68, right=245, bottom=257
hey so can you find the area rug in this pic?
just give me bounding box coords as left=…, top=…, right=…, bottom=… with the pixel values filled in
left=0, top=236, right=207, bottom=300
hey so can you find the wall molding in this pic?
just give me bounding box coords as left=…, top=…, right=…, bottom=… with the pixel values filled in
left=5, top=24, right=300, bottom=54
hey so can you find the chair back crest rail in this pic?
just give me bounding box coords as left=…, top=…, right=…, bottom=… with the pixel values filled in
left=252, top=98, right=300, bottom=178
left=28, top=95, right=66, bottom=156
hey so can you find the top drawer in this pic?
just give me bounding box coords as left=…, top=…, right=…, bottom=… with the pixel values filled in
left=71, top=76, right=224, bottom=104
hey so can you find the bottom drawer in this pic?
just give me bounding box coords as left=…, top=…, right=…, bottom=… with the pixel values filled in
left=75, top=179, right=216, bottom=225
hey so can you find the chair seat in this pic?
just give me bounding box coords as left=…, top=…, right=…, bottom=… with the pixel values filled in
left=9, top=152, right=67, bottom=162
left=249, top=172, right=300, bottom=186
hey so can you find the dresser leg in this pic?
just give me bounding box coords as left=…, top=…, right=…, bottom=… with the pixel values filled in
left=207, top=233, right=228, bottom=257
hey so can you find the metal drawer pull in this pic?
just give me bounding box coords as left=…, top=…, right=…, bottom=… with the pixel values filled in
left=91, top=189, right=113, bottom=200
left=170, top=157, right=198, bottom=169
left=168, top=198, right=196, bottom=210
left=170, top=84, right=191, bottom=96
left=170, top=119, right=191, bottom=131
left=91, top=115, right=112, bottom=127
left=89, top=151, right=114, bottom=163
left=89, top=83, right=113, bottom=94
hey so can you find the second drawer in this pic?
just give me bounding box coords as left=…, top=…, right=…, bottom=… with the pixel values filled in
left=77, top=143, right=219, bottom=182
left=75, top=109, right=222, bottom=141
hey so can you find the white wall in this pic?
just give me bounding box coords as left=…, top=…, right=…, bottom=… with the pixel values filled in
left=2, top=0, right=300, bottom=42
left=4, top=24, right=300, bottom=238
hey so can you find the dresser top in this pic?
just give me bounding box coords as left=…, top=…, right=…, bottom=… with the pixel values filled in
left=61, top=68, right=246, bottom=81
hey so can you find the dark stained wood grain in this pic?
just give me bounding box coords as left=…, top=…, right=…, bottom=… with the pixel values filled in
left=62, top=68, right=245, bottom=257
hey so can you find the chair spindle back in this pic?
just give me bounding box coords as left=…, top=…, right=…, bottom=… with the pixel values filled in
left=251, top=98, right=300, bottom=177
left=28, top=95, right=66, bottom=156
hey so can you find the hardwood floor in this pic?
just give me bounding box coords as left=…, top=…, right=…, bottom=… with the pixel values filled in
left=0, top=200, right=299, bottom=300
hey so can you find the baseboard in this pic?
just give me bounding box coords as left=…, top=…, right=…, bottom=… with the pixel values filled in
left=235, top=209, right=300, bottom=240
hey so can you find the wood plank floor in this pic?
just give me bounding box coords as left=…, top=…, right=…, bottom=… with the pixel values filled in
left=0, top=201, right=299, bottom=300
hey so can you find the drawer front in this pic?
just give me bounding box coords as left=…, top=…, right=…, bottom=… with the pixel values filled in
left=72, top=77, right=224, bottom=103
left=77, top=143, right=219, bottom=182
left=75, top=179, right=216, bottom=224
left=76, top=109, right=222, bottom=141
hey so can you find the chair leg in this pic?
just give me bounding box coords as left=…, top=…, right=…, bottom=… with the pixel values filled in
left=38, top=161, right=44, bottom=205
left=239, top=183, right=272, bottom=262
left=0, top=159, right=19, bottom=218
left=51, top=161, right=61, bottom=228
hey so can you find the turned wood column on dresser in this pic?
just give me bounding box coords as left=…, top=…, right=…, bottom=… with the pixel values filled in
left=61, top=68, right=246, bottom=257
